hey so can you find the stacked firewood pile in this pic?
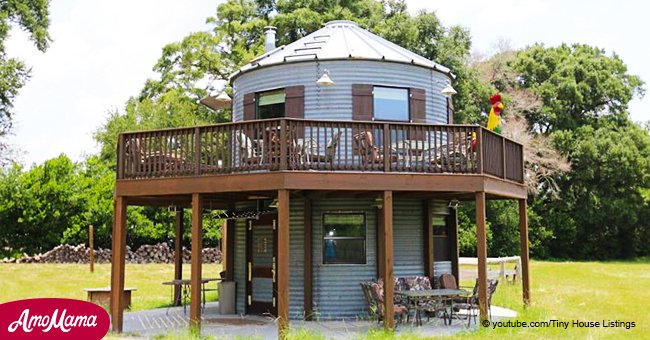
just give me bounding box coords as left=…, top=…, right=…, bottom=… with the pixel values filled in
left=1, top=243, right=221, bottom=264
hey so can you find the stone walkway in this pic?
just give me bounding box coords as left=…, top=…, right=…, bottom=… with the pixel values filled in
left=118, top=302, right=517, bottom=339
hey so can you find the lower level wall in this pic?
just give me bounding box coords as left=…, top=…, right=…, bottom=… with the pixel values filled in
left=232, top=197, right=455, bottom=320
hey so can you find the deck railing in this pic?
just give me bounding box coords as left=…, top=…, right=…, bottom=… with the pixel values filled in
left=117, top=118, right=524, bottom=183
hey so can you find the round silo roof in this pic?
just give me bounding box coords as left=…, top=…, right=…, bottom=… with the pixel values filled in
left=230, top=20, right=453, bottom=81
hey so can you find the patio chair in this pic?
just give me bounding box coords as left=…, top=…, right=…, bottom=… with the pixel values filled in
left=236, top=131, right=262, bottom=165
left=124, top=138, right=186, bottom=174
left=439, top=273, right=458, bottom=290
left=353, top=131, right=397, bottom=165
left=453, top=278, right=499, bottom=326
left=370, top=281, right=409, bottom=326
left=301, top=130, right=341, bottom=164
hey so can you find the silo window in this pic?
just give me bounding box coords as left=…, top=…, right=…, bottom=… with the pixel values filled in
left=322, top=212, right=366, bottom=265
left=373, top=86, right=409, bottom=122
left=257, top=89, right=285, bottom=119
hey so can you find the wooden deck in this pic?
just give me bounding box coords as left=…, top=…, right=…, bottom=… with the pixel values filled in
left=117, top=118, right=524, bottom=184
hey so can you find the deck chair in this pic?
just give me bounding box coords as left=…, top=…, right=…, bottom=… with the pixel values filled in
left=302, top=130, right=341, bottom=164
left=124, top=137, right=186, bottom=174
left=236, top=131, right=262, bottom=165
left=353, top=131, right=397, bottom=165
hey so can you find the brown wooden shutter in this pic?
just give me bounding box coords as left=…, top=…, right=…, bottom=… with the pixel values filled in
left=243, top=93, right=256, bottom=121
left=285, top=85, right=305, bottom=138
left=352, top=84, right=374, bottom=121
left=285, top=85, right=305, bottom=119
left=410, top=88, right=426, bottom=139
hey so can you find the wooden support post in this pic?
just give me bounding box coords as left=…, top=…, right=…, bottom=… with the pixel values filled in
left=519, top=199, right=531, bottom=306
left=190, top=194, right=203, bottom=329
left=303, top=198, right=313, bottom=320
left=448, top=207, right=459, bottom=286
left=225, top=218, right=235, bottom=281
left=380, top=191, right=395, bottom=331
left=475, top=192, right=489, bottom=324
left=89, top=225, right=94, bottom=273
left=110, top=197, right=127, bottom=333
left=174, top=209, right=184, bottom=306
left=424, top=200, right=434, bottom=279
left=277, top=190, right=290, bottom=337
left=377, top=206, right=385, bottom=280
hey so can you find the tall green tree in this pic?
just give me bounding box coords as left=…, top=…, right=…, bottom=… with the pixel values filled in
left=0, top=0, right=51, bottom=153
left=510, top=43, right=644, bottom=134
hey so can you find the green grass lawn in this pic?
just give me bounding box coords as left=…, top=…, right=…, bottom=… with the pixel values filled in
left=1, top=260, right=649, bottom=339
left=454, top=259, right=650, bottom=340
left=0, top=263, right=223, bottom=311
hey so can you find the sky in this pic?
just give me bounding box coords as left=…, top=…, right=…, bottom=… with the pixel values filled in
left=5, top=0, right=649, bottom=166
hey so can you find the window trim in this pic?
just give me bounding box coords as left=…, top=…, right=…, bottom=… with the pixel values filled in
left=372, top=85, right=411, bottom=122
left=322, top=212, right=367, bottom=265
left=256, top=88, right=286, bottom=120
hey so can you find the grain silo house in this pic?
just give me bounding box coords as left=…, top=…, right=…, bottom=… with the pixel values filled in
left=110, top=20, right=530, bottom=335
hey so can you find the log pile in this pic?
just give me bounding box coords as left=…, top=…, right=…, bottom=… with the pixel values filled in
left=1, top=243, right=221, bottom=264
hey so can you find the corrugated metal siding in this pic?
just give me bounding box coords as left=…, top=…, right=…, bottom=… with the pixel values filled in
left=234, top=201, right=256, bottom=314
left=393, top=199, right=424, bottom=277
left=434, top=261, right=452, bottom=279
left=312, top=199, right=377, bottom=320
left=289, top=199, right=305, bottom=319
left=233, top=60, right=449, bottom=125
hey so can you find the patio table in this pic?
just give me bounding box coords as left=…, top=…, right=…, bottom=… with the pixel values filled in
left=394, top=289, right=469, bottom=326
left=162, top=278, right=221, bottom=314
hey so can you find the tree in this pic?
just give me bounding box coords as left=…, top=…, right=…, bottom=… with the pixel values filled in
left=0, top=0, right=51, bottom=156
left=0, top=155, right=82, bottom=256
left=510, top=43, right=644, bottom=134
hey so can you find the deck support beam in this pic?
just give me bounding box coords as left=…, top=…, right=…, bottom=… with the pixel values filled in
left=277, top=190, right=290, bottom=338
left=190, top=194, right=203, bottom=329
left=110, top=196, right=127, bottom=333
left=449, top=206, right=460, bottom=286
left=173, top=209, right=184, bottom=306
left=519, top=199, right=531, bottom=306
left=380, top=191, right=395, bottom=331
left=224, top=204, right=235, bottom=281
left=424, top=200, right=434, bottom=279
left=475, top=191, right=489, bottom=324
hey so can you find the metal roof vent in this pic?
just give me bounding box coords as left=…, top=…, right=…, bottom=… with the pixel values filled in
left=264, top=26, right=277, bottom=52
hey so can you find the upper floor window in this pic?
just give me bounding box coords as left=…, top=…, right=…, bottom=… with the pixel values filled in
left=373, top=86, right=409, bottom=121
left=323, top=212, right=366, bottom=264
left=257, top=89, right=285, bottom=119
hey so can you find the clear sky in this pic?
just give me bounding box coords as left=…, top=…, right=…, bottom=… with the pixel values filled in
left=5, top=0, right=649, bottom=166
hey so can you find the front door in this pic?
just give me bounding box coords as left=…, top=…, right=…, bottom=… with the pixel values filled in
left=246, top=213, right=278, bottom=315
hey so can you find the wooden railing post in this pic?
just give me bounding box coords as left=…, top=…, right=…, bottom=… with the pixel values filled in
left=194, top=127, right=201, bottom=176
left=383, top=123, right=390, bottom=172
left=280, top=119, right=288, bottom=171
left=502, top=137, right=507, bottom=179
left=117, top=134, right=125, bottom=179
left=477, top=128, right=484, bottom=174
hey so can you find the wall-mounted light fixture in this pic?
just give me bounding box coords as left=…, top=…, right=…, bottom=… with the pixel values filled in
left=440, top=83, right=457, bottom=97
left=448, top=199, right=460, bottom=209
left=316, top=69, right=335, bottom=86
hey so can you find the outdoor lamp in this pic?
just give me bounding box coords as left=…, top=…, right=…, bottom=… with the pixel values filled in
left=316, top=69, right=335, bottom=86
left=441, top=84, right=457, bottom=97
left=199, top=89, right=232, bottom=110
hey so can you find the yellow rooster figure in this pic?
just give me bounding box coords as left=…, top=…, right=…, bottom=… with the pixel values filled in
left=487, top=93, right=504, bottom=134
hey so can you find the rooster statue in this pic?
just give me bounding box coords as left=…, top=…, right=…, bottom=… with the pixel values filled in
left=487, top=93, right=504, bottom=134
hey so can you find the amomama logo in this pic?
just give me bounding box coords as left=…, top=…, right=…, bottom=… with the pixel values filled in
left=0, top=298, right=110, bottom=339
